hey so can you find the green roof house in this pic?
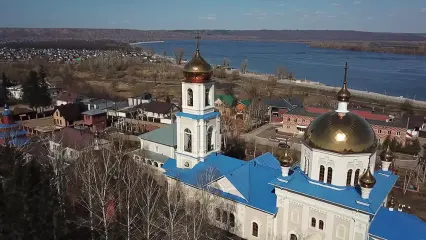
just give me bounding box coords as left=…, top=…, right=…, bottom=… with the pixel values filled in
left=215, top=94, right=237, bottom=107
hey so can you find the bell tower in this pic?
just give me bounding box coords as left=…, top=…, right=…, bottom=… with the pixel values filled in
left=175, top=33, right=221, bottom=169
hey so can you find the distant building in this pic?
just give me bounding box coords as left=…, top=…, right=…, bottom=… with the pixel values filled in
left=56, top=92, right=83, bottom=106
left=263, top=98, right=301, bottom=123
left=128, top=93, right=153, bottom=107
left=82, top=108, right=107, bottom=132
left=138, top=101, right=180, bottom=124
left=0, top=105, right=30, bottom=147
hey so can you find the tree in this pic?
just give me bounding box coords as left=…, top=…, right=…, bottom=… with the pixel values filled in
left=145, top=48, right=155, bottom=58
left=266, top=76, right=278, bottom=98
left=240, top=59, right=248, bottom=74
left=276, top=66, right=288, bottom=79
left=1, top=72, right=9, bottom=105
left=223, top=58, right=231, bottom=68
left=22, top=66, right=52, bottom=112
left=288, top=72, right=296, bottom=80
left=174, top=48, right=185, bottom=65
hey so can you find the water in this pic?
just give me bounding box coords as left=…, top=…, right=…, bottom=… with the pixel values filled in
left=138, top=40, right=426, bottom=101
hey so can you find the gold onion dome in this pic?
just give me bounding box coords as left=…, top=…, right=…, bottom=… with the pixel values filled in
left=279, top=150, right=293, bottom=167
left=380, top=145, right=395, bottom=162
left=304, top=63, right=377, bottom=154
left=183, top=33, right=213, bottom=83
left=337, top=62, right=351, bottom=102
left=359, top=166, right=376, bottom=188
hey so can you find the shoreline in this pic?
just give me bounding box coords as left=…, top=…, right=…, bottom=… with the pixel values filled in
left=222, top=68, right=426, bottom=109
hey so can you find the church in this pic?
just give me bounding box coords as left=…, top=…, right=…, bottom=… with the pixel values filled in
left=133, top=35, right=426, bottom=240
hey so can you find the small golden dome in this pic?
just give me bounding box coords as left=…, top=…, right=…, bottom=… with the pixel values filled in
left=279, top=150, right=293, bottom=167
left=359, top=167, right=376, bottom=188
left=337, top=62, right=351, bottom=102
left=380, top=145, right=395, bottom=162
left=304, top=111, right=377, bottom=154
left=183, top=33, right=213, bottom=83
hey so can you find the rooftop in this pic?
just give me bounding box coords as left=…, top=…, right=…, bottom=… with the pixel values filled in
left=138, top=123, right=177, bottom=147
left=269, top=168, right=397, bottom=215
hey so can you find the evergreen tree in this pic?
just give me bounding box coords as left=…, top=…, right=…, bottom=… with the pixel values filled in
left=22, top=66, right=51, bottom=111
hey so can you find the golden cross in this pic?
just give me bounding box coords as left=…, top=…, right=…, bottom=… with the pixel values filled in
left=344, top=62, right=349, bottom=85
left=195, top=32, right=201, bottom=50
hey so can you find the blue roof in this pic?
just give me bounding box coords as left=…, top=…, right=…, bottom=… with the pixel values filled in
left=369, top=207, right=426, bottom=240
left=0, top=129, right=28, bottom=139
left=82, top=109, right=106, bottom=116
left=7, top=137, right=30, bottom=147
left=0, top=123, right=19, bottom=129
left=176, top=111, right=220, bottom=121
left=269, top=168, right=397, bottom=215
left=164, top=152, right=282, bottom=214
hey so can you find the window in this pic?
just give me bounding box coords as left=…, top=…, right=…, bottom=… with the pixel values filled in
left=397, top=131, right=401, bottom=136
left=155, top=145, right=159, bottom=153
left=336, top=224, right=346, bottom=239
left=287, top=118, right=290, bottom=122
left=346, top=169, right=353, bottom=186
left=311, top=218, right=316, bottom=227
left=287, top=125, right=290, bottom=129
left=378, top=129, right=382, bottom=133
left=230, top=213, right=235, bottom=227
left=354, top=169, right=360, bottom=185
left=207, top=126, right=214, bottom=151
left=147, top=160, right=152, bottom=165
left=252, top=222, right=258, bottom=237
left=222, top=210, right=228, bottom=223
left=319, top=220, right=324, bottom=230
left=154, top=162, right=158, bottom=167
left=302, top=119, right=305, bottom=123
left=294, top=119, right=297, bottom=122
left=187, top=88, right=193, bottom=106
left=388, top=130, right=392, bottom=135
left=215, top=208, right=221, bottom=221
left=205, top=87, right=210, bottom=106
left=290, top=234, right=298, bottom=240
left=319, top=165, right=325, bottom=182
left=160, top=164, right=164, bottom=168
left=327, top=167, right=333, bottom=184
left=184, top=128, right=192, bottom=152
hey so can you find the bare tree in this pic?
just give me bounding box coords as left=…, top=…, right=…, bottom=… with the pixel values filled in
left=222, top=58, right=231, bottom=68
left=174, top=48, right=185, bottom=65
left=145, top=48, right=155, bottom=58
left=288, top=72, right=295, bottom=80
left=266, top=76, right=278, bottom=98
left=240, top=59, right=248, bottom=74
left=160, top=181, right=186, bottom=240
left=276, top=66, right=288, bottom=79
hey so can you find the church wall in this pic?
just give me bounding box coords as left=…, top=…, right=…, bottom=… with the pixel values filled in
left=275, top=189, right=370, bottom=240
left=140, top=139, right=175, bottom=159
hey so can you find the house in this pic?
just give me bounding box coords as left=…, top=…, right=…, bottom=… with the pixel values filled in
left=138, top=101, right=180, bottom=124
left=128, top=92, right=153, bottom=107
left=263, top=98, right=301, bottom=123
left=82, top=109, right=107, bottom=132
left=215, top=94, right=237, bottom=115
left=49, top=127, right=109, bottom=161
left=82, top=98, right=117, bottom=111
left=56, top=92, right=83, bottom=106
left=53, top=103, right=84, bottom=127
left=235, top=99, right=251, bottom=120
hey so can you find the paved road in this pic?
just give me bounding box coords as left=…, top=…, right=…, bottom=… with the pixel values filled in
left=241, top=124, right=274, bottom=140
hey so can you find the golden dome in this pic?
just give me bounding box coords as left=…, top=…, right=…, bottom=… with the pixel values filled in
left=337, top=62, right=351, bottom=102
left=380, top=145, right=395, bottom=162
left=359, top=167, right=376, bottom=188
left=304, top=111, right=377, bottom=154
left=183, top=33, right=213, bottom=83
left=279, top=150, right=293, bottom=167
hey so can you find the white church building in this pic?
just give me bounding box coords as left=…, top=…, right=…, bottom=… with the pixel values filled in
left=133, top=36, right=426, bottom=240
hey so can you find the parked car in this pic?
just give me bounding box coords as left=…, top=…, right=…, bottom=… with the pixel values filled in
left=278, top=143, right=290, bottom=149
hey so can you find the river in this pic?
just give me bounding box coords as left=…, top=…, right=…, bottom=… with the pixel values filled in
left=138, top=40, right=426, bottom=101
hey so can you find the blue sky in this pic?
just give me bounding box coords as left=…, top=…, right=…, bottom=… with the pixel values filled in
left=1, top=0, right=426, bottom=33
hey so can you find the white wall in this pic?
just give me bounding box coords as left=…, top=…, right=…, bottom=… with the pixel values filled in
left=181, top=81, right=215, bottom=115
left=140, top=139, right=175, bottom=159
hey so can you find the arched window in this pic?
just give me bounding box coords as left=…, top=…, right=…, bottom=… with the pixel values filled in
left=336, top=224, right=346, bottom=239
left=327, top=167, right=333, bottom=184
left=147, top=160, right=152, bottom=165
left=154, top=162, right=158, bottom=167
left=230, top=213, right=235, bottom=227
left=252, top=222, right=259, bottom=237
left=207, top=126, right=214, bottom=152
left=222, top=210, right=228, bottom=223
left=290, top=234, right=298, bottom=240
left=215, top=208, right=221, bottom=221
left=187, top=88, right=193, bottom=106
left=184, top=128, right=192, bottom=152
left=319, top=220, right=324, bottom=230
left=205, top=87, right=210, bottom=106
left=304, top=157, right=307, bottom=173
left=346, top=169, right=353, bottom=186
left=311, top=218, right=316, bottom=227
left=319, top=165, right=325, bottom=182
left=354, top=169, right=360, bottom=185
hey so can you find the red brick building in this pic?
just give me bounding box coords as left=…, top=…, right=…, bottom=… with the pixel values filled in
left=281, top=106, right=407, bottom=145
left=82, top=109, right=107, bottom=132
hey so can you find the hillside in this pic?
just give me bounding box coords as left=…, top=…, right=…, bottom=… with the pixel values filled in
left=1, top=28, right=426, bottom=43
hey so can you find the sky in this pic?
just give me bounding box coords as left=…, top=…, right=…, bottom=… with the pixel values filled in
left=1, top=0, right=426, bottom=33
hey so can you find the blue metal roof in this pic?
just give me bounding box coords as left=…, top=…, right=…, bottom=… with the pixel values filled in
left=269, top=168, right=397, bottom=215
left=369, top=207, right=426, bottom=240
left=164, top=152, right=281, bottom=214
left=176, top=111, right=220, bottom=120
left=0, top=123, right=19, bottom=129
left=8, top=137, right=30, bottom=147
left=0, top=129, right=28, bottom=139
